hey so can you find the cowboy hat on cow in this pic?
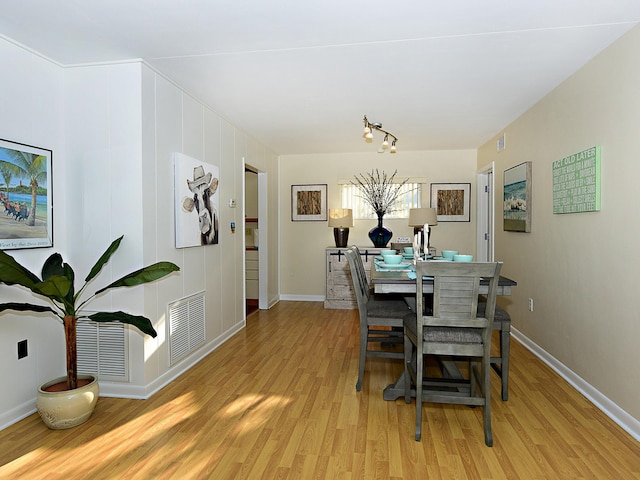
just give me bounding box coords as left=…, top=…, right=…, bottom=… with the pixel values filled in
left=188, top=165, right=213, bottom=192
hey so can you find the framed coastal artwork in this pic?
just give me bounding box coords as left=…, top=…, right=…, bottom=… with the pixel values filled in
left=291, top=184, right=327, bottom=221
left=430, top=183, right=471, bottom=222
left=0, top=139, right=53, bottom=249
left=503, top=161, right=532, bottom=232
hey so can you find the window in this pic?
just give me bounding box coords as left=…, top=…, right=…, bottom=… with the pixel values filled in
left=340, top=182, right=422, bottom=219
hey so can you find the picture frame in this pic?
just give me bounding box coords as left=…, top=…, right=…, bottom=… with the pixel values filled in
left=430, top=183, right=471, bottom=222
left=291, top=184, right=327, bottom=221
left=503, top=161, right=532, bottom=232
left=174, top=153, right=220, bottom=248
left=0, top=139, right=53, bottom=249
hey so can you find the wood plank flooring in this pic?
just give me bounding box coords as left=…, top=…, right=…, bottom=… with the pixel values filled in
left=0, top=301, right=638, bottom=479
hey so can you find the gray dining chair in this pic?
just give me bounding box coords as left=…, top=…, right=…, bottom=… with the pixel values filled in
left=345, top=246, right=412, bottom=391
left=403, top=261, right=502, bottom=446
left=478, top=300, right=512, bottom=401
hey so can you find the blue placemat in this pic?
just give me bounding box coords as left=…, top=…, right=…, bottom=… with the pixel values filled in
left=406, top=272, right=433, bottom=280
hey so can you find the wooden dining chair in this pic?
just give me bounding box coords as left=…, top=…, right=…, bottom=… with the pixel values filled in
left=403, top=261, right=502, bottom=446
left=478, top=300, right=512, bottom=401
left=345, top=246, right=412, bottom=391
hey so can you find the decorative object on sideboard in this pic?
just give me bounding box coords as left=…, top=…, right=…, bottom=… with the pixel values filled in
left=328, top=208, right=353, bottom=248
left=352, top=169, right=410, bottom=248
left=361, top=115, right=398, bottom=154
left=408, top=208, right=438, bottom=253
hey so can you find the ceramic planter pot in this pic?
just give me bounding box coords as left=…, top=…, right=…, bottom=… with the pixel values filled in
left=36, top=374, right=99, bottom=429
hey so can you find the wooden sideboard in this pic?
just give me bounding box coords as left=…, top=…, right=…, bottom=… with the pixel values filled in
left=324, top=246, right=381, bottom=309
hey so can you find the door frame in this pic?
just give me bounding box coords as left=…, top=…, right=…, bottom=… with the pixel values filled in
left=476, top=162, right=495, bottom=262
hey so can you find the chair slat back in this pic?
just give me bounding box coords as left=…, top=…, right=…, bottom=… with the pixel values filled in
left=415, top=261, right=502, bottom=329
left=350, top=246, right=369, bottom=291
left=345, top=247, right=371, bottom=313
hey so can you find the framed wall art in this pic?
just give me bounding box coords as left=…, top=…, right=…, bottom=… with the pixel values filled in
left=552, top=146, right=600, bottom=214
left=174, top=152, right=220, bottom=247
left=291, top=184, right=327, bottom=221
left=430, top=183, right=471, bottom=222
left=0, top=139, right=53, bottom=249
left=503, top=161, right=532, bottom=232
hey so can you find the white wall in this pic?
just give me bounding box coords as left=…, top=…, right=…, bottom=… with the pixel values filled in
left=0, top=37, right=280, bottom=428
left=279, top=150, right=477, bottom=298
left=478, top=25, right=640, bottom=436
left=0, top=37, right=67, bottom=428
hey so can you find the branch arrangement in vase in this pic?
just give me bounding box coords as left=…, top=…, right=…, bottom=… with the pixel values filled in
left=351, top=169, right=410, bottom=217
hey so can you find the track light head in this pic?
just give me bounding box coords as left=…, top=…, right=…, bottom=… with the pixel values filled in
left=361, top=115, right=398, bottom=153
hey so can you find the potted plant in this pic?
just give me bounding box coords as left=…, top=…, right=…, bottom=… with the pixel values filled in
left=0, top=235, right=179, bottom=429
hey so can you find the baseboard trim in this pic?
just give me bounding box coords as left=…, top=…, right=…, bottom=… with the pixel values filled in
left=511, top=327, right=640, bottom=442
left=279, top=294, right=325, bottom=302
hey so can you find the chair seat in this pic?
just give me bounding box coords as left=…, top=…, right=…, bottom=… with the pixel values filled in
left=478, top=302, right=511, bottom=322
left=367, top=295, right=412, bottom=319
left=404, top=313, right=483, bottom=344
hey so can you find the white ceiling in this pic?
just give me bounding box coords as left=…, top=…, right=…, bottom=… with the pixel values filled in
left=1, top=1, right=639, bottom=155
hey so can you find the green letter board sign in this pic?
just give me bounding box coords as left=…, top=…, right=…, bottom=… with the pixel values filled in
left=552, top=146, right=601, bottom=214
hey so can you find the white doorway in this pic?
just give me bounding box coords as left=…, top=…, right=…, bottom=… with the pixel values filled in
left=476, top=163, right=494, bottom=262
left=243, top=161, right=269, bottom=314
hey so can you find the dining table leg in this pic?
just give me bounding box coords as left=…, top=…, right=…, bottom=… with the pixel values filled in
left=383, top=357, right=466, bottom=401
left=383, top=370, right=413, bottom=401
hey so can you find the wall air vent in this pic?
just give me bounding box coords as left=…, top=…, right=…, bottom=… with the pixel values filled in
left=168, top=292, right=206, bottom=366
left=77, top=317, right=127, bottom=381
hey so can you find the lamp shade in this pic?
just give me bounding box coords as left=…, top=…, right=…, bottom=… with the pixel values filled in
left=408, top=208, right=438, bottom=227
left=328, top=208, right=354, bottom=228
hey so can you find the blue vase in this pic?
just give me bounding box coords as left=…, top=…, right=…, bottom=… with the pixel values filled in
left=368, top=214, right=392, bottom=247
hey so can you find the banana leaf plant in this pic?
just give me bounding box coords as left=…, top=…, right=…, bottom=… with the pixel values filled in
left=0, top=235, right=179, bottom=390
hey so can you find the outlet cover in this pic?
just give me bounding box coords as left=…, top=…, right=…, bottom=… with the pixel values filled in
left=18, top=339, right=28, bottom=359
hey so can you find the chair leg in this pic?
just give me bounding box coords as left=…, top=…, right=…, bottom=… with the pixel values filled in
left=404, top=335, right=412, bottom=405
left=469, top=359, right=477, bottom=396
left=415, top=349, right=423, bottom=442
left=482, top=358, right=493, bottom=447
left=500, top=328, right=510, bottom=401
left=356, top=325, right=368, bottom=391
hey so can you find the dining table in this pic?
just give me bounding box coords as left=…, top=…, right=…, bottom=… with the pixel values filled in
left=370, top=256, right=517, bottom=401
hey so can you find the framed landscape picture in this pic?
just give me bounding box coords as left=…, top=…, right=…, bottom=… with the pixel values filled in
left=291, top=184, right=327, bottom=221
left=503, top=161, right=532, bottom=232
left=430, top=183, right=471, bottom=222
left=0, top=139, right=53, bottom=249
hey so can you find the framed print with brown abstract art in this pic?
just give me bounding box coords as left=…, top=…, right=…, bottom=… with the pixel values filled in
left=291, top=184, right=327, bottom=221
left=430, top=182, right=471, bottom=222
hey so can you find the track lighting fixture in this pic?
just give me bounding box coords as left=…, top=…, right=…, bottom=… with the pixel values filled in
left=362, top=115, right=398, bottom=154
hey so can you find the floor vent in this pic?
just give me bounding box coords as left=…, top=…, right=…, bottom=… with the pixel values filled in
left=168, top=292, right=206, bottom=366
left=77, top=318, right=127, bottom=381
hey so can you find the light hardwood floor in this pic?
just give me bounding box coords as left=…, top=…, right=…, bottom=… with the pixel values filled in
left=0, top=301, right=639, bottom=479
